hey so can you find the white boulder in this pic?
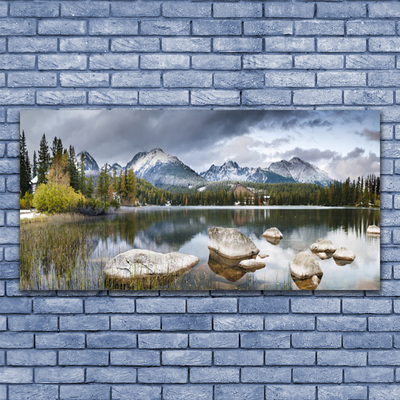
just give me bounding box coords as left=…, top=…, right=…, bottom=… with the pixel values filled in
left=310, top=239, right=336, bottom=254
left=104, top=249, right=199, bottom=280
left=238, top=259, right=266, bottom=270
left=333, top=247, right=356, bottom=262
left=208, top=227, right=260, bottom=259
left=290, top=251, right=323, bottom=280
left=262, top=227, right=283, bottom=239
left=367, top=225, right=380, bottom=235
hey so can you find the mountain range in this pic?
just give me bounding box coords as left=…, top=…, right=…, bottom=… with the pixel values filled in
left=76, top=148, right=332, bottom=189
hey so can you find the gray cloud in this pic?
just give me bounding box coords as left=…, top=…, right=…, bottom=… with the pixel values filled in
left=21, top=109, right=379, bottom=180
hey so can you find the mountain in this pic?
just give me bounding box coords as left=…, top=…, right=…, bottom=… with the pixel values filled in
left=200, top=161, right=295, bottom=184
left=76, top=151, right=99, bottom=175
left=268, top=157, right=332, bottom=186
left=110, top=163, right=123, bottom=173
left=126, top=148, right=206, bottom=189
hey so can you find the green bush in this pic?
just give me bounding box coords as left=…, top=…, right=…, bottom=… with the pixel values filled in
left=33, top=183, right=85, bottom=214
left=77, top=198, right=120, bottom=216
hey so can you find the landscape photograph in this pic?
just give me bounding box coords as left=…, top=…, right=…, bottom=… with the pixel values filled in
left=20, top=110, right=380, bottom=291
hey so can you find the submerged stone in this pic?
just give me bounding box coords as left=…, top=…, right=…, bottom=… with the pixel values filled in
left=104, top=249, right=199, bottom=280
left=333, top=247, right=356, bottom=262
left=367, top=225, right=380, bottom=235
left=262, top=227, right=283, bottom=239
left=290, top=251, right=323, bottom=280
left=238, top=259, right=266, bottom=270
left=208, top=227, right=260, bottom=259
left=310, top=239, right=336, bottom=254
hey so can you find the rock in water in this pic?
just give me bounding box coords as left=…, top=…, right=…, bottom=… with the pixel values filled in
left=310, top=239, right=336, bottom=254
left=104, top=249, right=199, bottom=280
left=262, top=227, right=283, bottom=239
left=208, top=227, right=260, bottom=259
left=258, top=253, right=269, bottom=259
left=333, top=247, right=356, bottom=262
left=238, top=259, right=266, bottom=270
left=367, top=225, right=380, bottom=235
left=290, top=251, right=323, bottom=280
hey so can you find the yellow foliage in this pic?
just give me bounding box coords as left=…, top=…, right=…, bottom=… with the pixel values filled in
left=33, top=182, right=85, bottom=214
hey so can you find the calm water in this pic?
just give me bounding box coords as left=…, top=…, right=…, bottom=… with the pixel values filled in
left=22, top=206, right=380, bottom=291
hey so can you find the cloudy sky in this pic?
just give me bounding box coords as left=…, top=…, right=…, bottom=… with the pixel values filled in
left=21, top=109, right=380, bottom=180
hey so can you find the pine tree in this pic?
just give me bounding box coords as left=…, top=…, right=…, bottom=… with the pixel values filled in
left=20, top=130, right=31, bottom=197
left=125, top=168, right=137, bottom=205
left=67, top=145, right=79, bottom=191
left=51, top=136, right=58, bottom=159
left=86, top=175, right=94, bottom=198
left=97, top=164, right=111, bottom=202
left=78, top=153, right=86, bottom=195
left=37, top=134, right=50, bottom=185
left=32, top=150, right=37, bottom=178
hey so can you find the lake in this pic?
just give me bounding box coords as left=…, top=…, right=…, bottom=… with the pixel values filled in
left=20, top=206, right=380, bottom=291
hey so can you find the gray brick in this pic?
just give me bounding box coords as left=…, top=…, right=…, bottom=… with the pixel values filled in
left=344, top=90, right=393, bottom=105
left=0, top=367, right=32, bottom=383
left=7, top=349, right=56, bottom=366
left=39, top=19, right=86, bottom=35
left=343, top=299, right=392, bottom=314
left=60, top=385, right=110, bottom=400
left=347, top=20, right=395, bottom=36
left=292, top=333, right=341, bottom=349
left=241, top=332, right=290, bottom=349
left=9, top=385, right=58, bottom=400
left=35, top=367, right=84, bottom=383
left=141, top=55, right=189, bottom=70
left=345, top=367, right=393, bottom=383
left=318, top=38, right=366, bottom=53
left=163, top=385, right=212, bottom=400
left=38, top=55, right=87, bottom=70
left=242, top=90, right=291, bottom=106
left=59, top=350, right=109, bottom=366
left=346, top=55, right=395, bottom=70
left=162, top=350, right=211, bottom=366
left=89, top=19, right=138, bottom=35
left=112, top=385, right=161, bottom=400
left=60, top=73, right=109, bottom=88
left=317, top=316, right=366, bottom=331
left=214, top=38, right=262, bottom=53
left=244, top=21, right=292, bottom=36
left=0, top=19, right=36, bottom=36
left=191, top=90, right=240, bottom=106
left=141, top=21, right=189, bottom=36
left=163, top=71, right=211, bottom=88
left=193, top=20, right=241, bottom=36
left=265, top=37, right=314, bottom=52
left=265, top=315, right=315, bottom=331
left=215, top=385, right=264, bottom=399
left=11, top=2, right=59, bottom=17
left=294, top=367, right=342, bottom=383
left=370, top=38, right=400, bottom=53
left=85, top=298, right=135, bottom=313
left=37, top=90, right=86, bottom=105
left=214, top=350, right=263, bottom=366
left=213, top=3, right=262, bottom=18
left=266, top=72, right=315, bottom=88
left=139, top=90, right=189, bottom=105
left=369, top=350, right=400, bottom=366
left=0, top=55, right=35, bottom=70
left=318, top=385, right=367, bottom=400
left=369, top=3, right=400, bottom=18
left=192, top=55, right=241, bottom=70
left=86, top=367, right=136, bottom=383
left=62, top=2, right=110, bottom=17
left=138, top=367, right=187, bottom=383
left=90, top=54, right=138, bottom=70
left=60, top=38, right=108, bottom=53
left=242, top=367, right=291, bottom=383
left=112, top=71, right=160, bottom=88
left=318, top=3, right=366, bottom=19
left=110, top=350, right=159, bottom=366
left=343, top=333, right=392, bottom=349
left=295, top=20, right=344, bottom=36
left=8, top=315, right=57, bottom=331
left=87, top=332, right=137, bottom=349
left=265, top=2, right=314, bottom=18
left=318, top=71, right=366, bottom=87
left=111, top=38, right=160, bottom=52
left=190, top=367, right=239, bottom=383
left=162, top=38, right=211, bottom=53
left=294, top=90, right=342, bottom=105
left=189, top=333, right=239, bottom=348
left=243, top=55, right=292, bottom=70
left=162, top=315, right=211, bottom=331
left=265, top=386, right=316, bottom=400
left=8, top=72, right=57, bottom=88
left=60, top=315, right=109, bottom=331
left=265, top=350, right=315, bottom=366
left=295, top=55, right=344, bottom=69
left=214, top=315, right=263, bottom=331
left=111, top=315, right=160, bottom=330
left=318, top=350, right=366, bottom=366
left=240, top=297, right=289, bottom=313
left=163, top=2, right=210, bottom=18
left=9, top=37, right=57, bottom=53
left=139, top=333, right=188, bottom=349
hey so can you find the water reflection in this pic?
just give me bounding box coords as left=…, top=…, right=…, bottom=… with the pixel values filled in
left=21, top=206, right=380, bottom=291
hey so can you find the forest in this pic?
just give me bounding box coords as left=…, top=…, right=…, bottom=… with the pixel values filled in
left=20, top=132, right=380, bottom=213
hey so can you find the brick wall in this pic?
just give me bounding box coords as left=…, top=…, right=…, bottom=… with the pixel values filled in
left=1, top=1, right=399, bottom=399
